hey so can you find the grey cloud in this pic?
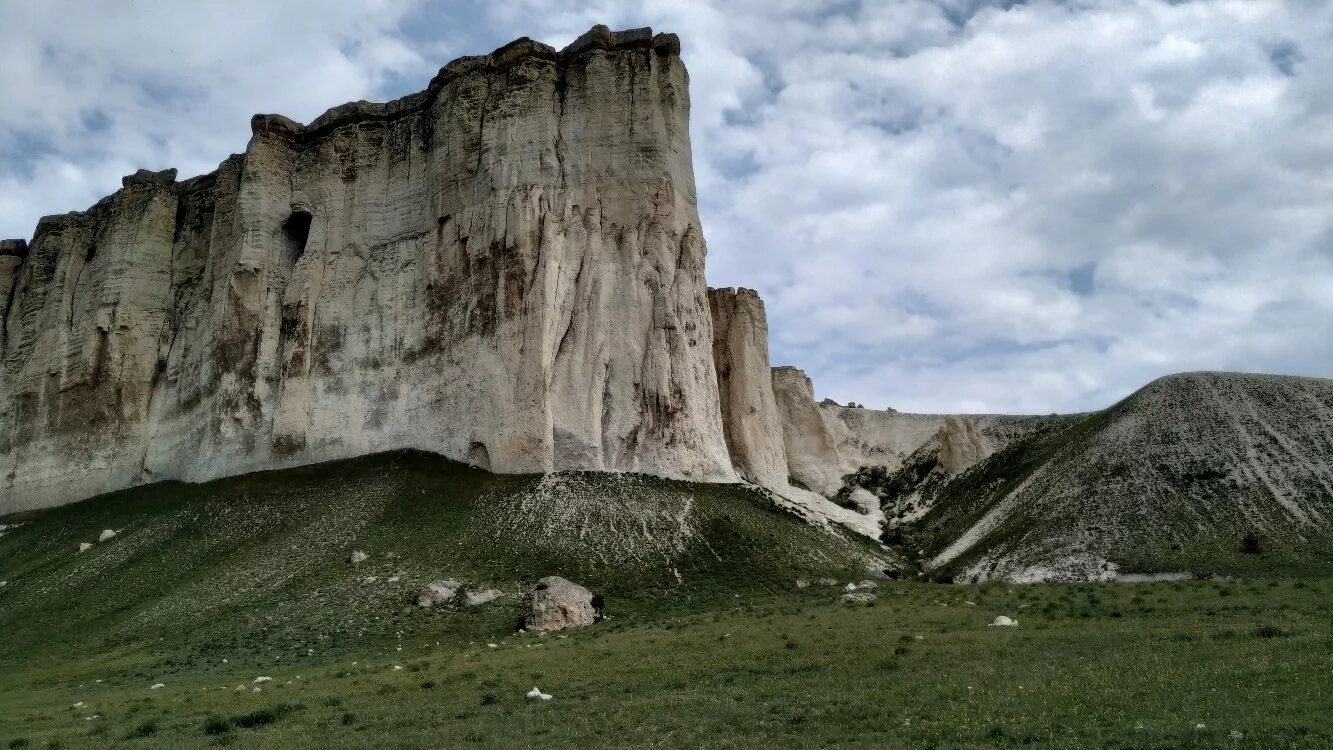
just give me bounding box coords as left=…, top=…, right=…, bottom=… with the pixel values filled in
left=1, top=0, right=1329, bottom=415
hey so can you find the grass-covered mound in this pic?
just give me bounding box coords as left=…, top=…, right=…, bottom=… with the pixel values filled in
left=0, top=450, right=889, bottom=673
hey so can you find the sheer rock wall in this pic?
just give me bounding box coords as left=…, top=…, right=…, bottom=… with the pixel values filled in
left=0, top=26, right=737, bottom=513
left=707, top=287, right=788, bottom=492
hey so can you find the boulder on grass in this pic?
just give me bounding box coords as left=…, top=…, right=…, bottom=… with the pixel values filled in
left=98, top=529, right=117, bottom=543
left=839, top=591, right=877, bottom=605
left=416, top=580, right=460, bottom=608
left=464, top=589, right=501, bottom=607
left=521, top=576, right=599, bottom=633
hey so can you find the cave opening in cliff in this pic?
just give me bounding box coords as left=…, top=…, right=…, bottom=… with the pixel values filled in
left=281, top=210, right=313, bottom=265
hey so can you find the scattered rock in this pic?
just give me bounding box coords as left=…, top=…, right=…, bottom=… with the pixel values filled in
left=97, top=529, right=117, bottom=543
left=795, top=578, right=810, bottom=589
left=464, top=589, right=501, bottom=607
left=526, top=687, right=553, bottom=701
left=253, top=676, right=271, bottom=684
left=149, top=683, right=165, bottom=690
left=989, top=615, right=1018, bottom=627
left=855, top=580, right=879, bottom=589
left=815, top=577, right=838, bottom=586
left=78, top=542, right=93, bottom=553
left=416, top=580, right=460, bottom=608
left=839, top=591, right=877, bottom=605
left=521, top=576, right=599, bottom=633
left=350, top=550, right=368, bottom=565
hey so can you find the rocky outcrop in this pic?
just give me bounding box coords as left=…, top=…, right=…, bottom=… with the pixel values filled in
left=520, top=575, right=598, bottom=632
left=937, top=415, right=987, bottom=475
left=0, top=26, right=736, bottom=513
left=708, top=288, right=787, bottom=491
left=771, top=367, right=844, bottom=496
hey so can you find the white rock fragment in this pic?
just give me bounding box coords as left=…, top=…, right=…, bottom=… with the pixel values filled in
left=98, top=529, right=117, bottom=542
left=416, top=580, right=460, bottom=607
left=839, top=591, right=877, bottom=605
left=989, top=616, right=1018, bottom=627
left=526, top=687, right=553, bottom=701
left=392, top=665, right=403, bottom=671
left=149, top=683, right=165, bottom=690
left=486, top=643, right=498, bottom=649
left=350, top=550, right=368, bottom=564
left=253, top=676, right=271, bottom=684
left=464, top=589, right=501, bottom=607
left=78, top=542, right=93, bottom=553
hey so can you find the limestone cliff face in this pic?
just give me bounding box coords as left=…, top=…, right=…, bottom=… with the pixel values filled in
left=0, top=26, right=737, bottom=514
left=708, top=287, right=787, bottom=491
left=771, top=366, right=844, bottom=495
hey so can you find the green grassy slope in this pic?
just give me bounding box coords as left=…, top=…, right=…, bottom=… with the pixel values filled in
left=887, top=372, right=1333, bottom=581
left=0, top=450, right=892, bottom=674
left=4, top=576, right=1332, bottom=749
left=3, top=449, right=1333, bottom=748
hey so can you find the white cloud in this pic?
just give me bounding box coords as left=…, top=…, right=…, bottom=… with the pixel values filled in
left=2, top=0, right=1330, bottom=414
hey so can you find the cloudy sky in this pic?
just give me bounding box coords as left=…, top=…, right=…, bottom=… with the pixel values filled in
left=2, top=0, right=1329, bottom=413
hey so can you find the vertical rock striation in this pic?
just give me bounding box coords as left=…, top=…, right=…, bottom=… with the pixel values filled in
left=771, top=366, right=845, bottom=496
left=708, top=287, right=787, bottom=491
left=0, top=26, right=737, bottom=513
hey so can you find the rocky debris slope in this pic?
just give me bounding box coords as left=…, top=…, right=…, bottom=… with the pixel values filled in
left=0, top=26, right=734, bottom=514
left=889, top=373, right=1333, bottom=582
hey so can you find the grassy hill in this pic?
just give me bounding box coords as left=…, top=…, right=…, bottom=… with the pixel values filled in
left=3, top=448, right=1333, bottom=748
left=0, top=450, right=892, bottom=671
left=869, top=372, right=1333, bottom=582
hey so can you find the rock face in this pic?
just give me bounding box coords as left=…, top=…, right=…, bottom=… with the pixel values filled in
left=520, top=575, right=598, bottom=632
left=0, top=26, right=735, bottom=513
left=708, top=288, right=787, bottom=491
left=936, top=415, right=988, bottom=475
left=771, top=367, right=844, bottom=495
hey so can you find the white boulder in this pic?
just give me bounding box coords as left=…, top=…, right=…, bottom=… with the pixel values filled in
left=78, top=542, right=93, bottom=553
left=464, top=589, right=501, bottom=607
left=521, top=576, right=599, bottom=633
left=989, top=615, right=1018, bottom=627
left=416, top=580, right=460, bottom=608
left=526, top=687, right=553, bottom=701
left=350, top=550, right=368, bottom=565
left=97, top=529, right=117, bottom=543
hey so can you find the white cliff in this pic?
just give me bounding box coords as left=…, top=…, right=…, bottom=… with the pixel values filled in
left=708, top=287, right=787, bottom=491
left=0, top=27, right=737, bottom=514
left=771, top=366, right=845, bottom=496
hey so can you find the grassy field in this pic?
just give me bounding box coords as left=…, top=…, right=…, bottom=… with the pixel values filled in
left=2, top=453, right=1331, bottom=748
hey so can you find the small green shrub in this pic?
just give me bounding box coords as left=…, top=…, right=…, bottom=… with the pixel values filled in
left=126, top=720, right=157, bottom=739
